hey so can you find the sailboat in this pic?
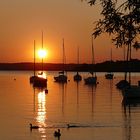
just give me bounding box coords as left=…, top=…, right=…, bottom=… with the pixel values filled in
left=116, top=45, right=130, bottom=89
left=121, top=41, right=140, bottom=99
left=105, top=48, right=114, bottom=79
left=30, top=33, right=47, bottom=88
left=84, top=36, right=97, bottom=85
left=73, top=47, right=82, bottom=81
left=122, top=85, right=140, bottom=99
left=54, top=39, right=67, bottom=83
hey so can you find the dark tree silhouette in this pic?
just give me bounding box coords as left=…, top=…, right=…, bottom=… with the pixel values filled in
left=84, top=0, right=140, bottom=83
left=86, top=0, right=140, bottom=49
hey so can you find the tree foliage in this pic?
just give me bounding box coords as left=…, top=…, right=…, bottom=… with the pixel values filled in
left=86, top=0, right=140, bottom=49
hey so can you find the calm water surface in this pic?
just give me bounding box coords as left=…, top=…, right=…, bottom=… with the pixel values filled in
left=0, top=71, right=140, bottom=140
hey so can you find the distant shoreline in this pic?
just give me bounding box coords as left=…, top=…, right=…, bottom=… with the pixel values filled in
left=0, top=59, right=140, bottom=72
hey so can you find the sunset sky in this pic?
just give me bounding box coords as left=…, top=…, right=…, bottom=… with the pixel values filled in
left=0, top=0, right=139, bottom=63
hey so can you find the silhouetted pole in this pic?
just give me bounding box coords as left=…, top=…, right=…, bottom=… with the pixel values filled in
left=91, top=35, right=96, bottom=77
left=34, top=40, right=36, bottom=77
left=42, top=31, right=44, bottom=73
left=62, top=38, right=65, bottom=74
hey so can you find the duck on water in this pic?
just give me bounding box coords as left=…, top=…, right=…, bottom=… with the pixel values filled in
left=54, top=129, right=61, bottom=137
left=67, top=124, right=79, bottom=128
left=29, top=123, right=40, bottom=130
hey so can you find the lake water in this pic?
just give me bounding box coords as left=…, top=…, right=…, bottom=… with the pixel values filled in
left=0, top=71, right=140, bottom=140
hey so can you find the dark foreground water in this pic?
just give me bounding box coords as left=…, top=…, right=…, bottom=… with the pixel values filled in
left=0, top=71, right=140, bottom=140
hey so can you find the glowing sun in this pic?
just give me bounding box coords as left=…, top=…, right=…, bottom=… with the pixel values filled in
left=38, top=49, right=48, bottom=59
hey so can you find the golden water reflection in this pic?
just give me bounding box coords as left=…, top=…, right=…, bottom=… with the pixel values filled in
left=36, top=90, right=47, bottom=139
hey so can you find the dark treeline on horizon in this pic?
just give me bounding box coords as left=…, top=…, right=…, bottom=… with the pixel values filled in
left=0, top=59, right=140, bottom=72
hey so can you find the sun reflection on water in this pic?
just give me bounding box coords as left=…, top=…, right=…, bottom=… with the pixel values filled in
left=36, top=90, right=47, bottom=139
left=37, top=91, right=46, bottom=124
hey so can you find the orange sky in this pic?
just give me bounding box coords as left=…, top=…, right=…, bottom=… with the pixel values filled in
left=0, top=0, right=139, bottom=63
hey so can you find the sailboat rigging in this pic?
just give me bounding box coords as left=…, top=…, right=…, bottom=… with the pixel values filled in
left=105, top=48, right=114, bottom=79
left=118, top=16, right=140, bottom=99
left=54, top=38, right=67, bottom=83
left=122, top=43, right=140, bottom=99
left=74, top=46, right=82, bottom=81
left=30, top=33, right=47, bottom=88
left=84, top=36, right=97, bottom=85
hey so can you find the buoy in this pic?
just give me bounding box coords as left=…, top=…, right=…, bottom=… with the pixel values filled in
left=45, top=89, right=48, bottom=93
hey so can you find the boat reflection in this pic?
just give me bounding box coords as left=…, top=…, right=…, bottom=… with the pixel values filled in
left=108, top=80, right=113, bottom=105
left=122, top=99, right=140, bottom=140
left=84, top=83, right=97, bottom=119
left=74, top=81, right=81, bottom=117
left=122, top=98, right=140, bottom=107
left=59, top=83, right=67, bottom=115
left=123, top=105, right=131, bottom=140
left=75, top=81, right=80, bottom=107
left=90, top=85, right=97, bottom=118
left=122, top=103, right=132, bottom=140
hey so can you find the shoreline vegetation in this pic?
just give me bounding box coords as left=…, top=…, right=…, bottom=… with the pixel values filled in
left=0, top=59, right=140, bottom=72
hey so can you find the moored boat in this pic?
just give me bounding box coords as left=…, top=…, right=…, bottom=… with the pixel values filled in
left=30, top=75, right=47, bottom=87
left=30, top=33, right=47, bottom=88
left=122, top=85, right=140, bottom=99
left=116, top=80, right=130, bottom=89
left=73, top=47, right=82, bottom=81
left=54, top=39, right=67, bottom=83
left=84, top=75, right=97, bottom=85
left=105, top=72, right=114, bottom=79
left=84, top=36, right=97, bottom=85
left=74, top=72, right=82, bottom=81
left=105, top=49, right=114, bottom=79
left=54, top=71, right=67, bottom=83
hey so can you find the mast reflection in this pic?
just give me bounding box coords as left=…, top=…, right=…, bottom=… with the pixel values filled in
left=122, top=103, right=132, bottom=140
left=90, top=85, right=97, bottom=119
left=122, top=99, right=140, bottom=140
left=59, top=83, right=67, bottom=116
left=76, top=81, right=80, bottom=107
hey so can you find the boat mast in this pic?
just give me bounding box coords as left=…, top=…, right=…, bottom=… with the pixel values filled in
left=77, top=46, right=79, bottom=74
left=62, top=38, right=65, bottom=74
left=91, top=35, right=96, bottom=77
left=77, top=46, right=79, bottom=65
left=42, top=31, right=44, bottom=73
left=34, top=40, right=36, bottom=77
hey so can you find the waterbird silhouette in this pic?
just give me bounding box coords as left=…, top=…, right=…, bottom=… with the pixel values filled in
left=54, top=129, right=61, bottom=137
left=30, top=123, right=39, bottom=129
left=67, top=123, right=90, bottom=128
left=45, top=89, right=48, bottom=93
left=67, top=124, right=78, bottom=128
